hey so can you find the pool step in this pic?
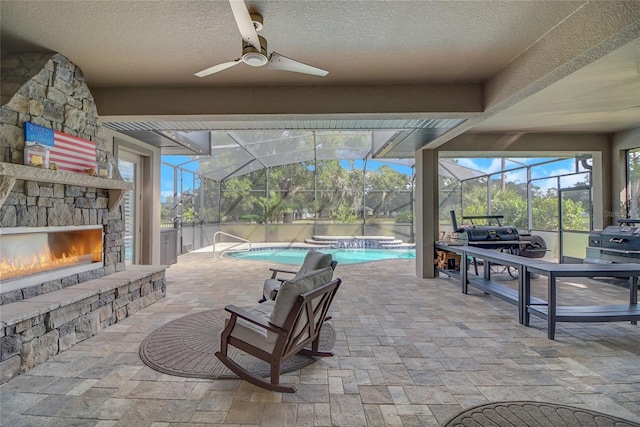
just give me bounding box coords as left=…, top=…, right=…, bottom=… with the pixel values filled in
left=304, top=236, right=413, bottom=248
left=304, top=238, right=336, bottom=246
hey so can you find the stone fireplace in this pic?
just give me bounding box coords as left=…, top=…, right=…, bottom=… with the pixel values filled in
left=0, top=52, right=167, bottom=383
left=0, top=52, right=127, bottom=304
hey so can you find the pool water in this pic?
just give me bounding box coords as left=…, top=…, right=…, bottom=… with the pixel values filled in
left=227, top=248, right=415, bottom=265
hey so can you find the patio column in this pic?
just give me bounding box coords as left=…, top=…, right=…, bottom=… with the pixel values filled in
left=415, top=148, right=439, bottom=278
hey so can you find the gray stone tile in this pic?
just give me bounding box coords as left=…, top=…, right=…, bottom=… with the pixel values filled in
left=3, top=415, right=60, bottom=427
left=313, top=402, right=331, bottom=426
left=358, top=385, right=393, bottom=404
left=362, top=404, right=386, bottom=427
left=403, top=385, right=457, bottom=404
left=23, top=394, right=76, bottom=416
left=156, top=399, right=199, bottom=422
left=259, top=402, right=297, bottom=427
left=281, top=384, right=329, bottom=403
left=329, top=394, right=366, bottom=426
left=56, top=396, right=109, bottom=418
left=379, top=363, right=414, bottom=385
left=39, top=377, right=87, bottom=395
left=224, top=401, right=265, bottom=424
left=93, top=398, right=135, bottom=421
left=0, top=392, right=47, bottom=420
left=116, top=398, right=167, bottom=426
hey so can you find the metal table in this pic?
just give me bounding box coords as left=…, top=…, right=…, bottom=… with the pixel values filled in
left=435, top=244, right=640, bottom=340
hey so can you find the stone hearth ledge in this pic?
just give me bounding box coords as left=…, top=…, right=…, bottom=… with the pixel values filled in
left=0, top=265, right=168, bottom=383
left=0, top=265, right=167, bottom=328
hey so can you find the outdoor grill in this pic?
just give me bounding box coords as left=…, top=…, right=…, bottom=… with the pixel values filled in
left=586, top=219, right=640, bottom=264
left=450, top=211, right=547, bottom=258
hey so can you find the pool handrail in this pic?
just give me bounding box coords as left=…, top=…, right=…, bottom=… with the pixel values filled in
left=213, top=231, right=251, bottom=258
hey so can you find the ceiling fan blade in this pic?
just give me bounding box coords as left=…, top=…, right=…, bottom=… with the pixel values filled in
left=267, top=52, right=328, bottom=77
left=229, top=0, right=261, bottom=51
left=195, top=59, right=242, bottom=77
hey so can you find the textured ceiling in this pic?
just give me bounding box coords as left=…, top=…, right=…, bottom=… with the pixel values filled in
left=1, top=0, right=639, bottom=157
left=1, top=0, right=585, bottom=87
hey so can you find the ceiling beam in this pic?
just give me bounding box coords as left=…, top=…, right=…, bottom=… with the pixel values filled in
left=93, top=84, right=482, bottom=118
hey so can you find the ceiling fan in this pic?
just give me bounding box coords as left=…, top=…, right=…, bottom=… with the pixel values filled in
left=195, top=0, right=329, bottom=78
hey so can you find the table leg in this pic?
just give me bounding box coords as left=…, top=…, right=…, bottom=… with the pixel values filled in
left=548, top=273, right=556, bottom=340
left=517, top=265, right=525, bottom=325
left=461, top=252, right=468, bottom=294
left=630, top=276, right=638, bottom=326
left=523, top=269, right=531, bottom=326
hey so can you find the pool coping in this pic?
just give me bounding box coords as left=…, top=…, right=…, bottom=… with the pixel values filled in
left=201, top=241, right=415, bottom=253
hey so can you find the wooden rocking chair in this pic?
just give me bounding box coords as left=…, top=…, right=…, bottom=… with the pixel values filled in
left=216, top=267, right=341, bottom=393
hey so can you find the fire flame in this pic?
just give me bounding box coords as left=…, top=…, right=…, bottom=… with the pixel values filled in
left=0, top=249, right=82, bottom=281
left=0, top=237, right=103, bottom=282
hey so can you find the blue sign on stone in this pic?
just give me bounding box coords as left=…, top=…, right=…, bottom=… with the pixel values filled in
left=24, top=122, right=55, bottom=147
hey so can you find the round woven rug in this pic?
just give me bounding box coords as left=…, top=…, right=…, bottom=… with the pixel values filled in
left=443, top=401, right=640, bottom=427
left=139, top=309, right=335, bottom=379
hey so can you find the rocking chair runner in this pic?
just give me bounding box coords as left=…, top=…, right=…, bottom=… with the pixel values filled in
left=216, top=267, right=341, bottom=393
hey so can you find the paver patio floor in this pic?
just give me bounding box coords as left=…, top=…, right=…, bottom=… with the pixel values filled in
left=1, top=250, right=639, bottom=426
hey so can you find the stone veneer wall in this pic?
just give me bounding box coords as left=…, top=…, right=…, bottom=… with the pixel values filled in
left=0, top=53, right=125, bottom=304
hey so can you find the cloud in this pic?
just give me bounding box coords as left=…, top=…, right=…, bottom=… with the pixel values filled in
left=454, top=158, right=515, bottom=175
left=502, top=168, right=527, bottom=184
left=455, top=158, right=480, bottom=170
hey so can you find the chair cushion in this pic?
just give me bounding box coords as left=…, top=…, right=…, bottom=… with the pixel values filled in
left=269, top=266, right=334, bottom=333
left=230, top=301, right=276, bottom=353
left=296, top=250, right=333, bottom=277
left=263, top=278, right=281, bottom=300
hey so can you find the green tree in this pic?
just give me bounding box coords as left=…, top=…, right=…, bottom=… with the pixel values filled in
left=489, top=186, right=528, bottom=229
left=332, top=201, right=358, bottom=223
left=439, top=175, right=461, bottom=223
left=316, top=160, right=352, bottom=220
left=561, top=198, right=587, bottom=230
left=460, top=178, right=530, bottom=229
left=366, top=165, right=411, bottom=216
left=268, top=163, right=314, bottom=223
left=219, top=171, right=265, bottom=222
left=531, top=192, right=559, bottom=230
left=461, top=181, right=489, bottom=223
left=181, top=205, right=199, bottom=223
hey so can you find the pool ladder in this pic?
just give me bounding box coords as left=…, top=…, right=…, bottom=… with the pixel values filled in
left=212, top=231, right=251, bottom=258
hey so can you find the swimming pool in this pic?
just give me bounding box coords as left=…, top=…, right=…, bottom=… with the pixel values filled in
left=227, top=248, right=415, bottom=265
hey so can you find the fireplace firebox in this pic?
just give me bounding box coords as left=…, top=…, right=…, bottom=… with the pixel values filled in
left=0, top=225, right=104, bottom=292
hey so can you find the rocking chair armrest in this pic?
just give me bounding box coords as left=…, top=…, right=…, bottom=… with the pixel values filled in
left=269, top=267, right=297, bottom=279
left=224, top=305, right=287, bottom=336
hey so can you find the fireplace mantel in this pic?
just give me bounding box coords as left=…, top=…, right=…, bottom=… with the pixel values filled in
left=0, top=162, right=134, bottom=212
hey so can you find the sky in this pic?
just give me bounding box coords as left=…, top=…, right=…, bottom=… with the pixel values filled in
left=454, top=157, right=590, bottom=191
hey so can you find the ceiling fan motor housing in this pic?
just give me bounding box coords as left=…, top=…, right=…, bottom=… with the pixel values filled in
left=250, top=13, right=263, bottom=31
left=242, top=35, right=268, bottom=66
